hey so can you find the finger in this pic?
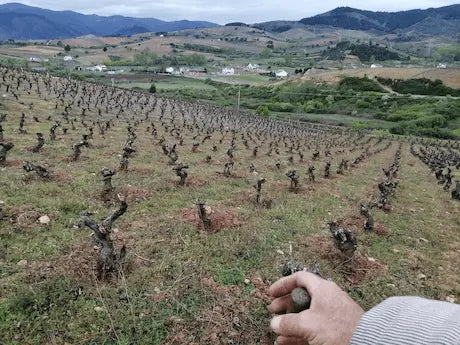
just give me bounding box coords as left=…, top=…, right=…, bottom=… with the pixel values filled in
left=269, top=294, right=295, bottom=314
left=277, top=336, right=308, bottom=345
left=271, top=313, right=312, bottom=338
left=269, top=272, right=322, bottom=298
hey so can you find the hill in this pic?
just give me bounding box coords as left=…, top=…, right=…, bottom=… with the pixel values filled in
left=299, top=5, right=460, bottom=36
left=0, top=3, right=219, bottom=40
left=253, top=5, right=460, bottom=38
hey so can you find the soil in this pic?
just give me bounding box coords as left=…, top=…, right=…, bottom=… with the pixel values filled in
left=52, top=170, right=73, bottom=185
left=164, top=276, right=273, bottom=345
left=181, top=207, right=241, bottom=233
left=119, top=185, right=151, bottom=202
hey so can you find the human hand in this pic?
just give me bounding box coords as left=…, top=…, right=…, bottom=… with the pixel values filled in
left=268, top=271, right=364, bottom=345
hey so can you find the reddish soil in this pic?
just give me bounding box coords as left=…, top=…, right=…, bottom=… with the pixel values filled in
left=181, top=207, right=240, bottom=233
left=119, top=185, right=151, bottom=202
left=186, top=176, right=208, bottom=187
left=5, top=159, right=21, bottom=167
left=300, top=236, right=387, bottom=285
left=52, top=170, right=73, bottom=185
left=347, top=252, right=388, bottom=285
left=374, top=222, right=391, bottom=236
left=29, top=233, right=135, bottom=283
left=128, top=167, right=152, bottom=174
left=214, top=171, right=244, bottom=179
left=102, top=150, right=120, bottom=157
left=7, top=205, right=42, bottom=229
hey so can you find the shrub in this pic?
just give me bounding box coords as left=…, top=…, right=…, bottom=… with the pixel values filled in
left=255, top=105, right=270, bottom=116
left=149, top=83, right=157, bottom=93
left=268, top=102, right=295, bottom=112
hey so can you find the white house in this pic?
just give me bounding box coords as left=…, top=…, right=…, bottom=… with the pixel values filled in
left=29, top=57, right=41, bottom=62
left=437, top=63, right=447, bottom=69
left=246, top=63, right=259, bottom=70
left=86, top=65, right=107, bottom=72
left=63, top=56, right=73, bottom=62
left=370, top=64, right=383, bottom=69
left=95, top=65, right=107, bottom=72
left=222, top=67, right=235, bottom=75
left=165, top=67, right=174, bottom=74
left=275, top=70, right=288, bottom=78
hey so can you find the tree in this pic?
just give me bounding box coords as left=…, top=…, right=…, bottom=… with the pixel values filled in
left=149, top=83, right=157, bottom=93
left=103, top=47, right=108, bottom=52
left=64, top=44, right=71, bottom=52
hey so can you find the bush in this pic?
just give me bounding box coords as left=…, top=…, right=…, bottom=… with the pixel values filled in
left=303, top=100, right=325, bottom=113
left=149, top=83, right=157, bottom=93
left=255, top=105, right=270, bottom=116
left=268, top=102, right=295, bottom=112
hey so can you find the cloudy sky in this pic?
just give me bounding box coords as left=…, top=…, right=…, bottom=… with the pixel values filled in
left=1, top=0, right=458, bottom=23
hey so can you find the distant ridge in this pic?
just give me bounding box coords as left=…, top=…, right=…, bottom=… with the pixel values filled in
left=0, top=2, right=219, bottom=40
left=252, top=4, right=460, bottom=37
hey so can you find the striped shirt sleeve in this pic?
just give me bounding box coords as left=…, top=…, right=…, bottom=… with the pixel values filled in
left=351, top=297, right=460, bottom=345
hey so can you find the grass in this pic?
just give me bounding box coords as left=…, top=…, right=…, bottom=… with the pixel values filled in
left=0, top=75, right=458, bottom=344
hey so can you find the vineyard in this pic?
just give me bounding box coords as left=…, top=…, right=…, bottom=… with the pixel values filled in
left=0, top=66, right=459, bottom=345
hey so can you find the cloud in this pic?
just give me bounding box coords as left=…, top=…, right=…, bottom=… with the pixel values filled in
left=1, top=0, right=458, bottom=23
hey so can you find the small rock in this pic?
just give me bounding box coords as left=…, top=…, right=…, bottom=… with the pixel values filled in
left=94, top=306, right=104, bottom=312
left=446, top=295, right=456, bottom=303
left=276, top=249, right=284, bottom=255
left=38, top=215, right=50, bottom=225
left=392, top=248, right=400, bottom=254
left=244, top=279, right=251, bottom=285
left=386, top=284, right=396, bottom=288
left=419, top=238, right=429, bottom=244
left=367, top=257, right=376, bottom=263
left=17, top=259, right=28, bottom=267
left=417, top=273, right=427, bottom=280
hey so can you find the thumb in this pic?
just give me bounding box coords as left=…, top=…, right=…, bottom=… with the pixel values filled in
left=271, top=313, right=312, bottom=338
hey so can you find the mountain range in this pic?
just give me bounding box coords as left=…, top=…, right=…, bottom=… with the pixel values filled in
left=0, top=3, right=218, bottom=40
left=255, top=5, right=460, bottom=37
left=0, top=2, right=459, bottom=40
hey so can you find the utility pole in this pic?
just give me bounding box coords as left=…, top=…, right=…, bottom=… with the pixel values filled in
left=237, top=86, right=241, bottom=111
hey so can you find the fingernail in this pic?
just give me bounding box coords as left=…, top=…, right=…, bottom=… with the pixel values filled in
left=271, top=316, right=281, bottom=332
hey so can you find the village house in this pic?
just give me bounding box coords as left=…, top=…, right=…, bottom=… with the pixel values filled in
left=180, top=67, right=207, bottom=76
left=86, top=65, right=107, bottom=72
left=246, top=63, right=260, bottom=70
left=222, top=67, right=235, bottom=75
left=63, top=55, right=73, bottom=62
left=275, top=70, right=288, bottom=78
